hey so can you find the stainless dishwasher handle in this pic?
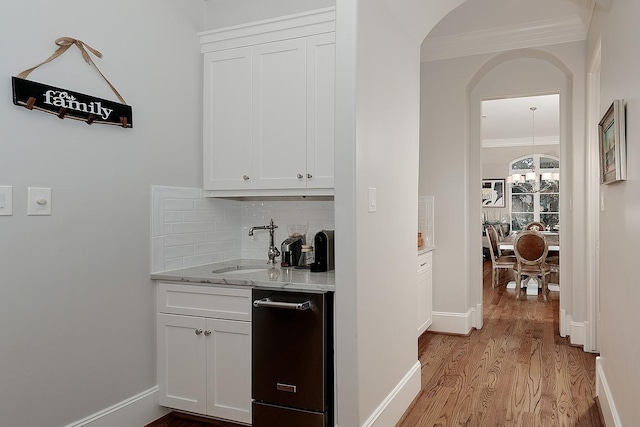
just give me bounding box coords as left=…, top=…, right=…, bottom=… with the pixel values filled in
left=253, top=297, right=312, bottom=311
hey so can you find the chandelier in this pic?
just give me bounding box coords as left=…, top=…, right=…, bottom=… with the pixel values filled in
left=507, top=106, right=559, bottom=190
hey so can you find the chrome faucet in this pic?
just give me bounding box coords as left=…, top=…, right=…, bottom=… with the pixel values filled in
left=248, top=218, right=280, bottom=265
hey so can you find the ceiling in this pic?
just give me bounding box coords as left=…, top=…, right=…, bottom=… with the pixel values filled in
left=481, top=94, right=559, bottom=148
left=419, top=0, right=596, bottom=147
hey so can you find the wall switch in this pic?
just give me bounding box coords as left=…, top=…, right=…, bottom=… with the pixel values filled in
left=368, top=187, right=377, bottom=213
left=27, top=187, right=52, bottom=216
left=0, top=186, right=12, bottom=216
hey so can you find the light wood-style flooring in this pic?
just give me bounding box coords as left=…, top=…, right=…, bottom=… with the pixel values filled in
left=148, top=260, right=603, bottom=427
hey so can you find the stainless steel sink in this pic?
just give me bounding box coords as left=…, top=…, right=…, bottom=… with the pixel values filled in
left=212, top=265, right=268, bottom=275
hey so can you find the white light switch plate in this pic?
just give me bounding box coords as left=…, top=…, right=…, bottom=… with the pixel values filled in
left=368, top=187, right=377, bottom=213
left=0, top=186, right=12, bottom=216
left=27, top=187, right=52, bottom=215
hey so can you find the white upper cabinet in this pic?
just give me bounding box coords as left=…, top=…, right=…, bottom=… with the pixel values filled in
left=306, top=32, right=336, bottom=189
left=203, top=48, right=252, bottom=190
left=252, top=38, right=308, bottom=189
left=200, top=8, right=336, bottom=197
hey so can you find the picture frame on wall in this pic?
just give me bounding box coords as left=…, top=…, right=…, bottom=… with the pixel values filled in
left=482, top=179, right=505, bottom=207
left=599, top=99, right=626, bottom=185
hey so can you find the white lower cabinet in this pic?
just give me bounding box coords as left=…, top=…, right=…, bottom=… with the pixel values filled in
left=157, top=283, right=251, bottom=424
left=417, top=251, right=433, bottom=336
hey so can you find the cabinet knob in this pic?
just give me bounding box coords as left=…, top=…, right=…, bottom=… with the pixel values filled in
left=243, top=175, right=250, bottom=181
left=195, top=329, right=203, bottom=335
left=297, top=173, right=304, bottom=179
left=204, top=330, right=212, bottom=336
left=307, top=173, right=313, bottom=179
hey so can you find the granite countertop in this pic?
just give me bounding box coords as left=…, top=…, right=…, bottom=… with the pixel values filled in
left=418, top=245, right=436, bottom=255
left=151, top=258, right=335, bottom=292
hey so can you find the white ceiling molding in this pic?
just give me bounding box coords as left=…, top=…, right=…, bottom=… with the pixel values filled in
left=421, top=15, right=586, bottom=62
left=482, top=136, right=559, bottom=148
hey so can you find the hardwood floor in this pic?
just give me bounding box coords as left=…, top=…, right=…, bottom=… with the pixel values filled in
left=145, top=412, right=241, bottom=427
left=148, top=260, right=603, bottom=427
left=396, top=260, right=603, bottom=427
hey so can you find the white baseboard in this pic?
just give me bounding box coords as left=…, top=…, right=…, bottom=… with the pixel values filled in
left=560, top=310, right=586, bottom=348
left=430, top=308, right=475, bottom=335
left=596, top=356, right=621, bottom=427
left=64, top=386, right=169, bottom=427
left=361, top=361, right=421, bottom=427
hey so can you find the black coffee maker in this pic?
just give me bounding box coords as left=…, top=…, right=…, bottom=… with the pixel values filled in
left=310, top=230, right=334, bottom=272
left=280, top=236, right=303, bottom=267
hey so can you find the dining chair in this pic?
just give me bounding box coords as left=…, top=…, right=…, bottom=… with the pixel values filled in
left=512, top=230, right=551, bottom=301
left=524, top=221, right=546, bottom=232
left=485, top=225, right=516, bottom=288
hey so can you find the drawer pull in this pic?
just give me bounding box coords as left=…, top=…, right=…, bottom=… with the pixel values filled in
left=195, top=329, right=203, bottom=335
left=243, top=175, right=250, bottom=181
left=204, top=330, right=212, bottom=336
left=277, top=383, right=297, bottom=393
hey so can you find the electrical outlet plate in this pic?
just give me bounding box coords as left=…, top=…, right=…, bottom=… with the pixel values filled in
left=0, top=186, right=12, bottom=216
left=27, top=187, right=52, bottom=215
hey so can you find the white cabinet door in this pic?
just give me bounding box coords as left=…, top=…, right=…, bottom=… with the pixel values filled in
left=306, top=33, right=335, bottom=189
left=158, top=314, right=207, bottom=414
left=417, top=252, right=433, bottom=336
left=205, top=318, right=252, bottom=424
left=203, top=48, right=252, bottom=190
left=252, top=38, right=307, bottom=189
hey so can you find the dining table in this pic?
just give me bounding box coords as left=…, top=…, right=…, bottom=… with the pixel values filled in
left=499, top=231, right=560, bottom=294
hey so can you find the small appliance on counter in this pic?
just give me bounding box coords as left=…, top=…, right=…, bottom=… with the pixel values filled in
left=281, top=236, right=303, bottom=268
left=310, top=230, right=334, bottom=272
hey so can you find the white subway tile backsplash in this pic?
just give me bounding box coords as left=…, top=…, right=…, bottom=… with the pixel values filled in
left=171, top=222, right=216, bottom=234
left=164, top=258, right=184, bottom=272
left=165, top=233, right=206, bottom=247
left=165, top=244, right=195, bottom=259
left=183, top=253, right=224, bottom=268
left=164, top=199, right=195, bottom=211
left=164, top=212, right=184, bottom=223
left=151, top=185, right=334, bottom=273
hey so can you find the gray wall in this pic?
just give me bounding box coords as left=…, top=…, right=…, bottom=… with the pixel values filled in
left=590, top=0, right=640, bottom=424
left=0, top=1, right=204, bottom=425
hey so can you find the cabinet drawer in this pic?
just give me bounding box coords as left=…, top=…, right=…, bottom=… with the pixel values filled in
left=417, top=252, right=432, bottom=272
left=158, top=283, right=251, bottom=321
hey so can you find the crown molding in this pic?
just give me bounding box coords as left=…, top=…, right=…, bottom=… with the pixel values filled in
left=482, top=136, right=559, bottom=148
left=421, top=16, right=586, bottom=62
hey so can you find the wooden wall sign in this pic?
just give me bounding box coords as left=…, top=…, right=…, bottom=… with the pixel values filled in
left=12, top=77, right=132, bottom=127
left=11, top=37, right=132, bottom=128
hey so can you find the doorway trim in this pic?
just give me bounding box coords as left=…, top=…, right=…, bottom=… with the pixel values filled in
left=468, top=48, right=573, bottom=340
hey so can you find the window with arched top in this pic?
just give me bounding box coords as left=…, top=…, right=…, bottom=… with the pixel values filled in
left=509, top=154, right=559, bottom=232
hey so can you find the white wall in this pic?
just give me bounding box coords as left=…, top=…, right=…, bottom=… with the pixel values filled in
left=204, top=0, right=335, bottom=29
left=0, top=1, right=204, bottom=425
left=589, top=0, right=640, bottom=424
left=351, top=1, right=423, bottom=424
left=420, top=42, right=588, bottom=336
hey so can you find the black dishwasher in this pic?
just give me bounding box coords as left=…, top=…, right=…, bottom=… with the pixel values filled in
left=252, top=289, right=333, bottom=427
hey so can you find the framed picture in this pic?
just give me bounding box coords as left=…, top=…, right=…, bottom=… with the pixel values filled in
left=599, top=99, right=626, bottom=185
left=482, top=179, right=505, bottom=207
